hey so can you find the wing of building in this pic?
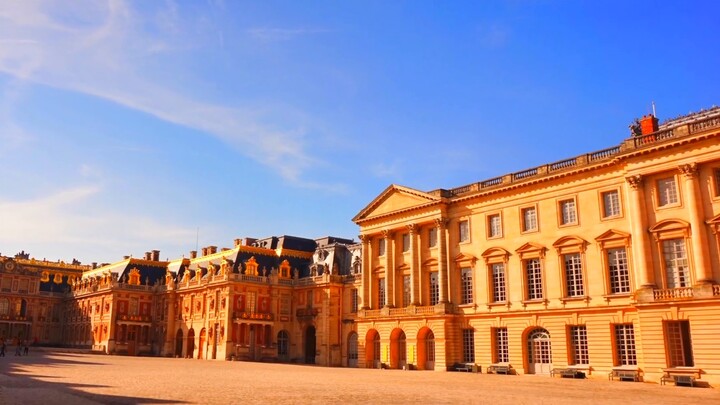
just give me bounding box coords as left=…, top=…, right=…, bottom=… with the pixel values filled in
left=352, top=108, right=720, bottom=383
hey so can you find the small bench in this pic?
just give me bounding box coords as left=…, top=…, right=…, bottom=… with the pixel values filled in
left=551, top=368, right=586, bottom=379
left=450, top=363, right=480, bottom=373
left=608, top=368, right=640, bottom=382
left=487, top=364, right=511, bottom=375
left=661, top=369, right=700, bottom=387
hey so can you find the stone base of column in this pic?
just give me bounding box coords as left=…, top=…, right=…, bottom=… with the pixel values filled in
left=635, top=286, right=656, bottom=303
left=434, top=302, right=453, bottom=314
left=693, top=282, right=714, bottom=299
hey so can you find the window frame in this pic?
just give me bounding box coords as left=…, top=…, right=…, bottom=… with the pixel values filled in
left=649, top=220, right=692, bottom=289
left=460, top=267, right=473, bottom=305
left=516, top=243, right=547, bottom=304
left=486, top=212, right=503, bottom=239
left=613, top=324, right=637, bottom=366
left=553, top=236, right=589, bottom=301
left=656, top=175, right=680, bottom=208
left=458, top=219, right=471, bottom=244
left=482, top=247, right=510, bottom=306
left=462, top=329, right=475, bottom=363
left=595, top=229, right=633, bottom=297
left=378, top=238, right=386, bottom=257
left=599, top=188, right=623, bottom=220
left=713, top=168, right=720, bottom=199
left=520, top=204, right=539, bottom=233
left=493, top=327, right=510, bottom=364
left=401, top=233, right=410, bottom=253
left=664, top=320, right=694, bottom=367
left=428, top=227, right=438, bottom=248
left=568, top=325, right=589, bottom=366
left=557, top=196, right=579, bottom=227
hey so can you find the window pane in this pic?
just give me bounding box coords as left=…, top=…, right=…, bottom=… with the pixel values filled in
left=522, top=207, right=537, bottom=231
left=662, top=239, right=689, bottom=288
left=488, top=215, right=502, bottom=238
left=602, top=190, right=620, bottom=217
left=495, top=328, right=509, bottom=363
left=463, top=329, right=475, bottom=363
left=526, top=259, right=543, bottom=300
left=460, top=268, right=473, bottom=304
left=658, top=177, right=678, bottom=206
left=614, top=324, right=637, bottom=366
left=459, top=220, right=469, bottom=242
left=430, top=273, right=439, bottom=305
left=428, top=227, right=437, bottom=247
left=608, top=248, right=630, bottom=294
left=564, top=253, right=584, bottom=297
left=570, top=326, right=589, bottom=365
left=560, top=199, right=577, bottom=224
left=491, top=263, right=507, bottom=302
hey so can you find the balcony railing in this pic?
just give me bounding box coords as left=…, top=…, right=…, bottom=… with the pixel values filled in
left=359, top=305, right=438, bottom=318
left=653, top=287, right=694, bottom=301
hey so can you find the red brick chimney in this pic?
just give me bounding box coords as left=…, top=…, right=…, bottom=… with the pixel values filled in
left=640, top=114, right=658, bottom=135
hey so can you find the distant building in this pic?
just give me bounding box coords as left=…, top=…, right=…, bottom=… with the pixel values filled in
left=352, top=107, right=720, bottom=384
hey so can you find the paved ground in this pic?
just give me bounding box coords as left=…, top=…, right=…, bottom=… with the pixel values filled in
left=0, top=348, right=718, bottom=404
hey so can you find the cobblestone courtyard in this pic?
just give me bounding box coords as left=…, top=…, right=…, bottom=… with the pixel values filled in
left=0, top=350, right=718, bottom=404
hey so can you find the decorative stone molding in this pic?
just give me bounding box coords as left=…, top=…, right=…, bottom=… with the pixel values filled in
left=678, top=162, right=698, bottom=178
left=625, top=174, right=643, bottom=189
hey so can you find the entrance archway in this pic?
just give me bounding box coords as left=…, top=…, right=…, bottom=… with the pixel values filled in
left=175, top=329, right=183, bottom=357
left=417, top=327, right=435, bottom=370
left=305, top=325, right=316, bottom=364
left=186, top=328, right=195, bottom=359
left=390, top=328, right=407, bottom=369
left=347, top=332, right=358, bottom=367
left=365, top=329, right=380, bottom=368
left=527, top=328, right=552, bottom=374
left=198, top=328, right=207, bottom=359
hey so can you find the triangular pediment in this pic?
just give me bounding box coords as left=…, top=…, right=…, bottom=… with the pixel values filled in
left=515, top=242, right=546, bottom=259
left=595, top=229, right=630, bottom=243
left=353, top=184, right=442, bottom=223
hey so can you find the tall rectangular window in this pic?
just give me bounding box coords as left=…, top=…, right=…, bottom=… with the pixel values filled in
left=428, top=227, right=437, bottom=248
left=663, top=239, right=690, bottom=288
left=569, top=326, right=589, bottom=365
left=402, top=233, right=410, bottom=252
left=429, top=272, right=439, bottom=305
left=657, top=177, right=679, bottom=206
left=614, top=324, right=637, bottom=366
left=491, top=263, right=507, bottom=302
left=378, top=279, right=385, bottom=308
left=559, top=199, right=577, bottom=225
left=494, top=328, right=509, bottom=363
left=351, top=289, right=358, bottom=313
left=525, top=259, right=543, bottom=300
left=602, top=190, right=621, bottom=218
left=714, top=169, right=720, bottom=197
left=459, top=220, right=470, bottom=243
left=665, top=320, right=694, bottom=367
left=522, top=206, right=537, bottom=232
left=564, top=253, right=584, bottom=297
left=460, top=268, right=473, bottom=304
left=378, top=239, right=386, bottom=256
left=463, top=329, right=475, bottom=363
left=403, top=275, right=411, bottom=307
left=608, top=248, right=630, bottom=294
left=488, top=214, right=502, bottom=238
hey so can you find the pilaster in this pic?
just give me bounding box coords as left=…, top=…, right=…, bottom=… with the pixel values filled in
left=678, top=163, right=713, bottom=284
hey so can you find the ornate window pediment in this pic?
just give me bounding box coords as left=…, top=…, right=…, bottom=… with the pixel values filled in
left=245, top=257, right=259, bottom=276
left=454, top=253, right=477, bottom=267
left=481, top=247, right=510, bottom=263
left=595, top=229, right=631, bottom=248
left=552, top=236, right=588, bottom=254
left=279, top=259, right=291, bottom=278
left=706, top=213, right=720, bottom=234
left=515, top=242, right=546, bottom=259
left=649, top=219, right=690, bottom=240
left=128, top=268, right=141, bottom=285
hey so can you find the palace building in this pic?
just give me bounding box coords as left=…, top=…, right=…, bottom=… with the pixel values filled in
left=1, top=105, right=720, bottom=386
left=352, top=107, right=720, bottom=384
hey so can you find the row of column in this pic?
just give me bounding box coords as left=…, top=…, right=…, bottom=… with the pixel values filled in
left=626, top=162, right=712, bottom=288
left=359, top=218, right=451, bottom=309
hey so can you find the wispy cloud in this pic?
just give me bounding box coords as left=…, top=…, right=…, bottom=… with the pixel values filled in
left=247, top=27, right=330, bottom=42
left=0, top=0, right=324, bottom=184
left=0, top=185, right=197, bottom=261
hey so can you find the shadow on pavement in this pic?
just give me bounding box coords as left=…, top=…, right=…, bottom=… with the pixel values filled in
left=0, top=348, right=182, bottom=404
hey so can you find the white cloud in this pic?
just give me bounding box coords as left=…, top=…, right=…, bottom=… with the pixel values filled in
left=0, top=185, right=197, bottom=262
left=0, top=0, right=322, bottom=184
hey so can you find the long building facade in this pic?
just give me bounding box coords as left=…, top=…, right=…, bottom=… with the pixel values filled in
left=1, top=106, right=720, bottom=385
left=352, top=107, right=720, bottom=384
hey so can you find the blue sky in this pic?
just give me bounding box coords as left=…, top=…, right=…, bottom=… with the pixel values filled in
left=1, top=1, right=719, bottom=264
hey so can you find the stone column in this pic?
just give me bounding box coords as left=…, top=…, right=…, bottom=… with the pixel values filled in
left=625, top=175, right=654, bottom=288
left=359, top=234, right=371, bottom=310
left=165, top=289, right=176, bottom=356
left=436, top=218, right=449, bottom=304
left=679, top=163, right=713, bottom=283
left=383, top=230, right=394, bottom=308
left=408, top=223, right=420, bottom=305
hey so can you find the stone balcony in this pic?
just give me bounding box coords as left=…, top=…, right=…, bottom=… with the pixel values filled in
left=637, top=284, right=720, bottom=303
left=357, top=303, right=452, bottom=319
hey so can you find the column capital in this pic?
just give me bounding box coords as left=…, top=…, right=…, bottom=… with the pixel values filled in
left=358, top=234, right=370, bottom=244
left=381, top=229, right=394, bottom=239
left=434, top=217, right=448, bottom=229
left=678, top=163, right=698, bottom=179
left=406, top=223, right=417, bottom=235
left=625, top=174, right=643, bottom=189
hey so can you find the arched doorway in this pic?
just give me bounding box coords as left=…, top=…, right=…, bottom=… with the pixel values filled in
left=365, top=329, right=381, bottom=368
left=417, top=327, right=435, bottom=370
left=198, top=328, right=207, bottom=359
left=175, top=329, right=183, bottom=357
left=390, top=328, right=407, bottom=369
left=527, top=328, right=552, bottom=374
left=186, top=328, right=195, bottom=359
left=305, top=326, right=316, bottom=364
left=277, top=330, right=290, bottom=361
left=347, top=332, right=358, bottom=367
